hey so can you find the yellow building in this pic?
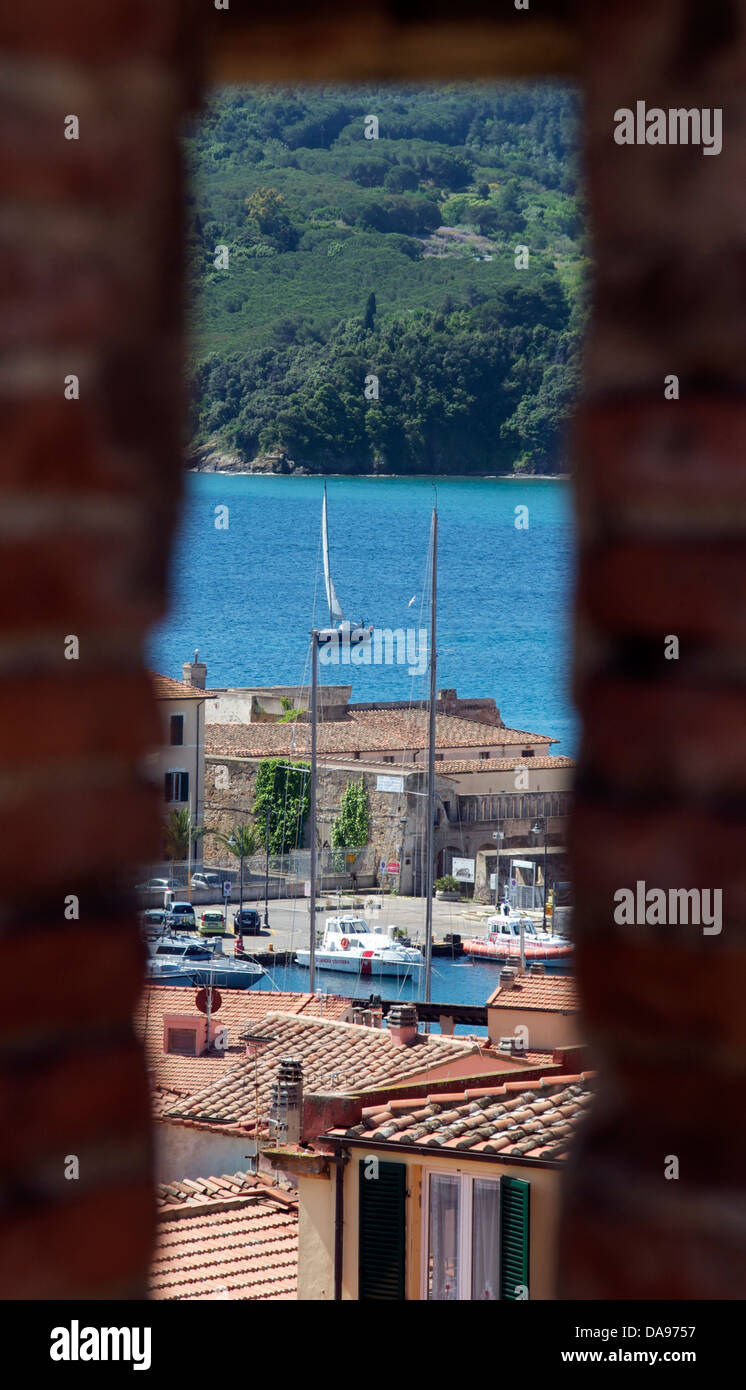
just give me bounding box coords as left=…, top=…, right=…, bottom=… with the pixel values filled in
left=273, top=1071, right=593, bottom=1301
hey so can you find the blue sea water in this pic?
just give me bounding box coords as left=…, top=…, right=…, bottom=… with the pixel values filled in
left=151, top=473, right=577, bottom=754
left=253, top=954, right=569, bottom=1035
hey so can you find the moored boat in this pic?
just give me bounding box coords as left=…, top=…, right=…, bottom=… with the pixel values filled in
left=146, top=933, right=264, bottom=989
left=463, top=913, right=572, bottom=968
left=296, top=914, right=424, bottom=977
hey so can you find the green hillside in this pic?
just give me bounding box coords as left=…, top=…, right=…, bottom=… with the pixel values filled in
left=185, top=84, right=588, bottom=475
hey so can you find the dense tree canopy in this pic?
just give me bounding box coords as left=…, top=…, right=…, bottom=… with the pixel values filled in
left=186, top=83, right=588, bottom=475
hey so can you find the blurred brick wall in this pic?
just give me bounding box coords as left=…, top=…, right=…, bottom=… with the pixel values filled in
left=0, top=1, right=203, bottom=1297
left=561, top=0, right=746, bottom=1297
left=3, top=0, right=742, bottom=1302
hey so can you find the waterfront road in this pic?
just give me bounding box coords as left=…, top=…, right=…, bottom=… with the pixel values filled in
left=181, top=893, right=545, bottom=955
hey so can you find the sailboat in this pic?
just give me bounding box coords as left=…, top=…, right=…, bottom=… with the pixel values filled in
left=317, top=482, right=373, bottom=648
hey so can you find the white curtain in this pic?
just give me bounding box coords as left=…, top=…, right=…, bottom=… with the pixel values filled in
left=471, top=1179, right=500, bottom=1300
left=428, top=1174, right=460, bottom=1299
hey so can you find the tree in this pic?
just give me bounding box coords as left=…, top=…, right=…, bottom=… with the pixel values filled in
left=363, top=292, right=377, bottom=333
left=210, top=822, right=261, bottom=919
left=164, top=809, right=205, bottom=863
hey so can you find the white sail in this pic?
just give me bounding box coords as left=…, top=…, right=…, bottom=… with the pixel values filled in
left=322, top=484, right=344, bottom=625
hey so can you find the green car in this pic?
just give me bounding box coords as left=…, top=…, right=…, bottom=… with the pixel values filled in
left=199, top=910, right=226, bottom=937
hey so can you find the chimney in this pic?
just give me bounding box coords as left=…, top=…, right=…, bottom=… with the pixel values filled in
left=528, top=961, right=546, bottom=975
left=387, top=1002, right=419, bottom=1047
left=182, top=648, right=207, bottom=690
left=499, top=966, right=518, bottom=989
left=269, top=1057, right=304, bottom=1145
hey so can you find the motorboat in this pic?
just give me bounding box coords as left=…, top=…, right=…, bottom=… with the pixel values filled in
left=295, top=915, right=424, bottom=977
left=145, top=933, right=264, bottom=989
left=463, top=910, right=573, bottom=969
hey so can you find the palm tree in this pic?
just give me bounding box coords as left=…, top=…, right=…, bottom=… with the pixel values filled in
left=210, top=823, right=261, bottom=922
left=164, top=809, right=205, bottom=868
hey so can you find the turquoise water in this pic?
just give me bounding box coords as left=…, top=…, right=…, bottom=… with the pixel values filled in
left=151, top=473, right=576, bottom=754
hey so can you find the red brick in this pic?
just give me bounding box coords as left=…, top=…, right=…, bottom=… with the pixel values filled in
left=0, top=781, right=160, bottom=886
left=578, top=679, right=746, bottom=795
left=576, top=399, right=746, bottom=532
left=577, top=540, right=746, bottom=645
left=0, top=1180, right=155, bottom=1300
left=0, top=1039, right=151, bottom=1165
left=1, top=923, right=144, bottom=1041
left=0, top=1, right=199, bottom=63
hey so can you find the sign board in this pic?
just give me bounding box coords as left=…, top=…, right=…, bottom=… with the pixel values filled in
left=511, top=860, right=534, bottom=870
left=376, top=774, right=404, bottom=793
left=303, top=880, right=311, bottom=897
left=489, top=873, right=497, bottom=890
left=345, top=853, right=356, bottom=864
left=452, top=857, right=475, bottom=883
left=386, top=860, right=400, bottom=875
left=223, top=880, right=232, bottom=897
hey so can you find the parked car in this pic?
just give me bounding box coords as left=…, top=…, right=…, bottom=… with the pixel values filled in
left=165, top=902, right=196, bottom=931
left=199, top=910, right=226, bottom=937
left=192, top=871, right=222, bottom=889
left=233, top=907, right=262, bottom=933
left=140, top=908, right=168, bottom=926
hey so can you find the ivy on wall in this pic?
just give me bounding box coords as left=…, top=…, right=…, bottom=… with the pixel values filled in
left=254, top=758, right=311, bottom=854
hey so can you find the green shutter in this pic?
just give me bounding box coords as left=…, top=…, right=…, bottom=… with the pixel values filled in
left=358, top=1159, right=406, bottom=1300
left=500, top=1176, right=530, bottom=1300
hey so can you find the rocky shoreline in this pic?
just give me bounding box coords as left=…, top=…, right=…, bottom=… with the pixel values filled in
left=188, top=446, right=569, bottom=480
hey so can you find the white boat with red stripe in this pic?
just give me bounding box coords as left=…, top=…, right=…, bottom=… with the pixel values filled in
left=295, top=915, right=424, bottom=977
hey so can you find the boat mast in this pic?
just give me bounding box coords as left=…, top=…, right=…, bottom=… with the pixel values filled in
left=423, top=507, right=437, bottom=1005
left=309, top=628, right=318, bottom=992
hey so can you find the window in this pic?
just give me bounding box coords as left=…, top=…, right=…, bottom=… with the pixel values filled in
left=521, top=748, right=535, bottom=758
left=166, top=1027, right=197, bottom=1055
left=358, top=1159, right=406, bottom=1300
left=424, top=1172, right=529, bottom=1300
left=170, top=713, right=184, bottom=746
left=479, top=751, right=490, bottom=760
left=164, top=769, right=189, bottom=803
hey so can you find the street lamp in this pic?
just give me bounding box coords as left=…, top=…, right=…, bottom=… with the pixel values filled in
left=263, top=803, right=271, bottom=931
left=492, top=827, right=504, bottom=908
left=531, top=818, right=548, bottom=931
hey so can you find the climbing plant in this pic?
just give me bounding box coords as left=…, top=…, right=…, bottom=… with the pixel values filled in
left=254, top=758, right=311, bottom=855
left=332, top=777, right=371, bottom=850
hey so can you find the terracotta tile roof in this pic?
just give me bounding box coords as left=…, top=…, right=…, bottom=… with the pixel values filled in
left=149, top=1171, right=298, bottom=1301
left=165, top=1012, right=479, bottom=1129
left=339, top=1074, right=594, bottom=1160
left=436, top=755, right=575, bottom=774
left=487, top=976, right=579, bottom=1013
left=151, top=672, right=206, bottom=701
left=205, top=711, right=555, bottom=761
left=135, top=985, right=353, bottom=1098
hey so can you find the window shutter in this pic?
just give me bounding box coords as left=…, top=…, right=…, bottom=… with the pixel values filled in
left=358, top=1159, right=406, bottom=1300
left=164, top=772, right=172, bottom=802
left=499, top=1177, right=530, bottom=1300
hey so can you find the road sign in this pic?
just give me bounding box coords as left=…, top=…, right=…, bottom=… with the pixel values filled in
left=386, top=860, right=400, bottom=875
left=379, top=859, right=386, bottom=876
left=223, top=880, right=231, bottom=897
